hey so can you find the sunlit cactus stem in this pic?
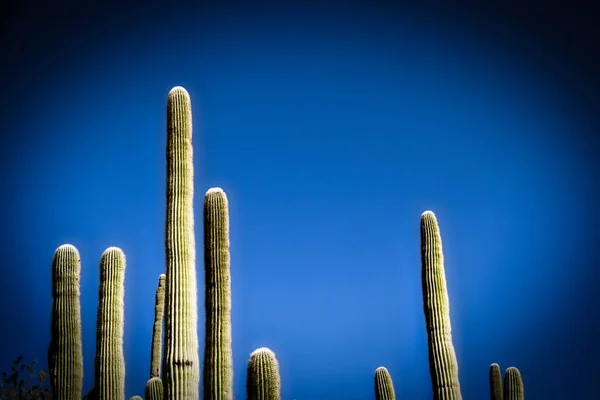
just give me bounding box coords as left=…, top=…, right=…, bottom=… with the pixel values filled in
left=374, top=366, right=396, bottom=400
left=145, top=377, right=164, bottom=400
left=503, top=367, right=524, bottom=400
left=489, top=363, right=502, bottom=400
left=420, top=211, right=462, bottom=400
left=246, top=348, right=281, bottom=400
left=48, top=244, right=84, bottom=400
left=129, top=396, right=142, bottom=400
left=162, top=85, right=200, bottom=400
left=203, top=187, right=233, bottom=400
left=94, top=247, right=126, bottom=400
left=150, top=274, right=166, bottom=379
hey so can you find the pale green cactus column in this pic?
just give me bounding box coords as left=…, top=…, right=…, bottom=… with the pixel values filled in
left=420, top=211, right=462, bottom=400
left=203, top=187, right=233, bottom=400
left=162, top=86, right=200, bottom=399
left=94, top=247, right=126, bottom=400
left=246, top=348, right=281, bottom=400
left=150, top=274, right=166, bottom=379
left=374, top=366, right=396, bottom=400
left=503, top=367, right=524, bottom=400
left=145, top=376, right=164, bottom=400
left=48, top=244, right=84, bottom=400
left=489, top=363, right=503, bottom=400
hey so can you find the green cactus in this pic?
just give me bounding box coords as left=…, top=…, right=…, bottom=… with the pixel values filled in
left=374, top=366, right=396, bottom=400
left=145, top=377, right=164, bottom=400
left=94, top=247, right=126, bottom=400
left=503, top=367, right=524, bottom=400
left=162, top=86, right=200, bottom=400
left=203, top=187, right=233, bottom=400
left=246, top=348, right=281, bottom=400
left=150, top=274, right=166, bottom=379
left=420, top=211, right=462, bottom=400
left=489, top=363, right=502, bottom=400
left=129, top=396, right=142, bottom=400
left=48, top=244, right=84, bottom=400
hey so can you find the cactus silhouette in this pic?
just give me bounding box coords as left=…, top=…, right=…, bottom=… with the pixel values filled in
left=145, top=376, right=164, bottom=400
left=489, top=363, right=502, bottom=400
left=150, top=274, right=166, bottom=379
left=374, top=366, right=396, bottom=400
left=48, top=244, right=84, bottom=400
left=94, top=247, right=126, bottom=400
left=162, top=86, right=200, bottom=400
left=203, top=187, right=233, bottom=400
left=246, top=348, right=281, bottom=400
left=503, top=367, right=524, bottom=400
left=420, top=211, right=462, bottom=400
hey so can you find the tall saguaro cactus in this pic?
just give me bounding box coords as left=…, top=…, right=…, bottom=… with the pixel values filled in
left=374, top=366, right=396, bottom=400
left=48, top=244, right=84, bottom=400
left=420, top=211, right=462, bottom=400
left=94, top=247, right=127, bottom=400
left=489, top=363, right=503, bottom=400
left=203, top=187, right=233, bottom=400
left=246, top=348, right=281, bottom=400
left=503, top=367, right=524, bottom=400
left=150, top=274, right=166, bottom=379
left=162, top=86, right=200, bottom=400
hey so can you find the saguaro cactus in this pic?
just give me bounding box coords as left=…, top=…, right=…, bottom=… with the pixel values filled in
left=503, top=367, right=524, bottom=400
left=162, top=86, right=200, bottom=399
left=94, top=247, right=126, bottom=400
left=489, top=363, right=502, bottom=400
left=420, top=211, right=462, bottom=400
left=145, top=376, right=164, bottom=400
left=48, top=244, right=84, bottom=400
left=374, top=366, right=396, bottom=400
left=150, top=274, right=166, bottom=379
left=203, top=187, right=233, bottom=400
left=246, top=348, right=281, bottom=400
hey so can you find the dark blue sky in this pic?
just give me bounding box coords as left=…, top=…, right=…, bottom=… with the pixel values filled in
left=1, top=2, right=599, bottom=399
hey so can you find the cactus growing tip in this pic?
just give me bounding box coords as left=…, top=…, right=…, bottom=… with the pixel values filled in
left=250, top=347, right=275, bottom=357
left=206, top=187, right=224, bottom=194
left=421, top=210, right=436, bottom=218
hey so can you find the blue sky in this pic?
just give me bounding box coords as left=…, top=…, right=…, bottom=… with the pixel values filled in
left=1, top=3, right=599, bottom=399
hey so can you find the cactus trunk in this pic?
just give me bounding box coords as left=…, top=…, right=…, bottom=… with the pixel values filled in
left=162, top=86, right=200, bottom=399
left=374, top=366, right=396, bottom=400
left=503, top=367, right=524, bottom=400
left=246, top=348, right=281, bottom=400
left=94, top=247, right=126, bottom=400
left=150, top=274, right=166, bottom=379
left=145, top=376, right=164, bottom=400
left=203, top=187, right=233, bottom=400
left=48, top=244, right=84, bottom=400
left=489, top=363, right=503, bottom=400
left=420, top=211, right=462, bottom=400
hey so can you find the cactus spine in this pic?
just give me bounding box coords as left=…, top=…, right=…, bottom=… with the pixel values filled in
left=48, top=244, right=84, bottom=400
left=503, top=367, right=524, bottom=400
left=420, top=211, right=462, bottom=400
left=150, top=274, right=166, bottom=379
left=203, top=187, right=233, bottom=400
left=374, top=366, right=396, bottom=400
left=489, top=363, right=502, bottom=400
left=94, top=247, right=126, bottom=400
left=246, top=348, right=281, bottom=400
left=162, top=86, right=200, bottom=399
left=145, top=376, right=165, bottom=400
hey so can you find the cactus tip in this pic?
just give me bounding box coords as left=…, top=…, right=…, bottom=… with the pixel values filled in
left=206, top=187, right=224, bottom=194
left=375, top=366, right=388, bottom=373
left=168, top=86, right=189, bottom=97
left=250, top=347, right=275, bottom=357
left=56, top=243, right=79, bottom=254
left=421, top=210, right=436, bottom=218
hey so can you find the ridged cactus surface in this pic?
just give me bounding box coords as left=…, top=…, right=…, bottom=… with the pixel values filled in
left=48, top=244, right=84, bottom=400
left=129, top=396, right=142, bottom=400
left=489, top=363, right=503, bottom=400
left=150, top=274, right=166, bottom=379
left=503, top=367, right=524, bottom=400
left=94, top=247, right=126, bottom=400
left=145, top=377, right=164, bottom=400
left=162, top=86, right=200, bottom=400
left=203, top=187, right=233, bottom=400
left=374, top=366, right=396, bottom=400
left=246, top=348, right=281, bottom=400
left=420, top=211, right=462, bottom=400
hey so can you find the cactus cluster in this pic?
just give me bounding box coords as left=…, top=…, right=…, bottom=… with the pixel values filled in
left=46, top=86, right=525, bottom=400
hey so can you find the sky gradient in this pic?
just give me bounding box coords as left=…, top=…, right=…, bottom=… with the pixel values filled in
left=1, top=2, right=599, bottom=399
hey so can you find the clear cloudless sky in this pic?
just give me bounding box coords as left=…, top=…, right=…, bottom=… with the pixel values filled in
left=1, top=2, right=599, bottom=400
